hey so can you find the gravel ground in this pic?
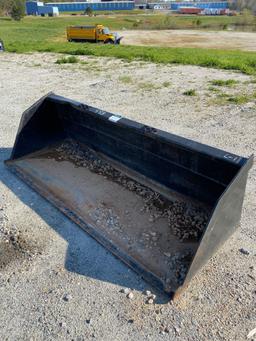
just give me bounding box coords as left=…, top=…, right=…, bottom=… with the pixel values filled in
left=0, top=53, right=255, bottom=341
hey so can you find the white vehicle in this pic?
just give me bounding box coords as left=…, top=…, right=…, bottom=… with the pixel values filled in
left=154, top=5, right=163, bottom=10
left=0, top=40, right=4, bottom=52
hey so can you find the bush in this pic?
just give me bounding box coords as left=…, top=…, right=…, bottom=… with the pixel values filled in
left=10, top=0, right=25, bottom=21
left=239, top=9, right=255, bottom=26
left=84, top=7, right=93, bottom=17
left=195, top=19, right=202, bottom=27
left=163, top=15, right=172, bottom=27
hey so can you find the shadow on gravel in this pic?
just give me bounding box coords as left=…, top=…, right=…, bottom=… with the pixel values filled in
left=0, top=147, right=169, bottom=304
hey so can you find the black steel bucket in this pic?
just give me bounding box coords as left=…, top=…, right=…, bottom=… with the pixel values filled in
left=5, top=93, right=253, bottom=299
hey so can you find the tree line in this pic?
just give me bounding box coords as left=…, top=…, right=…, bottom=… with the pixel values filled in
left=229, top=0, right=256, bottom=12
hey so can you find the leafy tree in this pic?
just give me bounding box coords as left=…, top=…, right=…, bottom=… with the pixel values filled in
left=10, top=0, right=25, bottom=21
left=239, top=8, right=255, bottom=25
left=230, top=0, right=256, bottom=13
left=85, top=7, right=93, bottom=17
left=0, top=0, right=12, bottom=16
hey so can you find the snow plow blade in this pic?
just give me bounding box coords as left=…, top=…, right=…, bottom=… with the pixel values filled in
left=5, top=94, right=253, bottom=299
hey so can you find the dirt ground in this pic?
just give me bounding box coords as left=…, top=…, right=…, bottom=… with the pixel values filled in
left=0, top=53, right=255, bottom=341
left=121, top=30, right=256, bottom=51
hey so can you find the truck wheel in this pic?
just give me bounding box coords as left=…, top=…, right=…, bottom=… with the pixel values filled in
left=104, top=40, right=114, bottom=44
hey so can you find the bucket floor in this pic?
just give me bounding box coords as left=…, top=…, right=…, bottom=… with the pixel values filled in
left=7, top=139, right=210, bottom=293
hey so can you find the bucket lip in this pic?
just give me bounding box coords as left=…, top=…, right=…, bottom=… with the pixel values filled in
left=45, top=93, right=250, bottom=167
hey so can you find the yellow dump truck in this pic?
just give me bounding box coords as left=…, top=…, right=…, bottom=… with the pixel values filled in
left=67, top=24, right=122, bottom=44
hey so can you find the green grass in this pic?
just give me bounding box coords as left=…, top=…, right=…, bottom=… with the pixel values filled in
left=210, top=79, right=239, bottom=87
left=5, top=41, right=256, bottom=75
left=56, top=55, right=79, bottom=64
left=183, top=89, right=196, bottom=96
left=213, top=91, right=256, bottom=105
left=208, top=86, right=221, bottom=93
left=137, top=82, right=160, bottom=91
left=162, top=81, right=171, bottom=87
left=0, top=12, right=255, bottom=34
left=0, top=16, right=256, bottom=75
left=118, top=75, right=133, bottom=84
left=227, top=94, right=255, bottom=104
left=244, top=78, right=256, bottom=84
left=227, top=96, right=248, bottom=104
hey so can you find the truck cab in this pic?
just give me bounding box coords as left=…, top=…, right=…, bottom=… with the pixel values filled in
left=96, top=25, right=115, bottom=44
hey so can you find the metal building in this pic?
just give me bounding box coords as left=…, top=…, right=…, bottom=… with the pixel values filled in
left=26, top=1, right=59, bottom=15
left=170, top=2, right=229, bottom=10
left=45, top=1, right=135, bottom=12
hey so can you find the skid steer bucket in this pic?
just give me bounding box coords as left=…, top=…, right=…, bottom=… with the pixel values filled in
left=5, top=93, right=253, bottom=298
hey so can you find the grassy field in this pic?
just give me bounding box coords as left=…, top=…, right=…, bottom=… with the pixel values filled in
left=1, top=12, right=256, bottom=33
left=0, top=15, right=256, bottom=75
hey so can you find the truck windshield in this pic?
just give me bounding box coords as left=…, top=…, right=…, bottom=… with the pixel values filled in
left=103, top=28, right=110, bottom=34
